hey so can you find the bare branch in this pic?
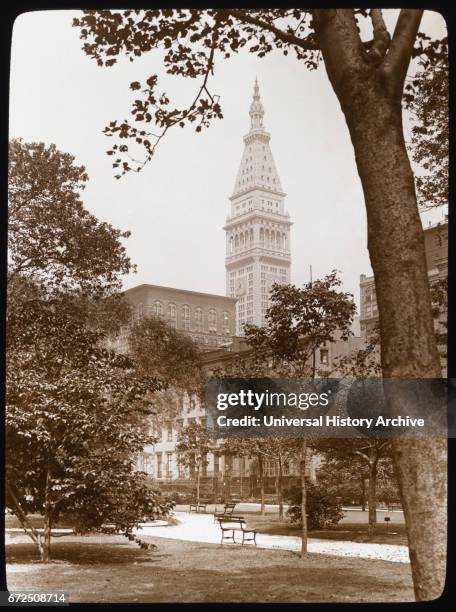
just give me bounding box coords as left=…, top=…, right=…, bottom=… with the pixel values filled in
left=367, top=9, right=391, bottom=65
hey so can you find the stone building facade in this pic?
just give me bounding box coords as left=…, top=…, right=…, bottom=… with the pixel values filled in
left=108, top=283, right=237, bottom=354
left=224, top=80, right=292, bottom=334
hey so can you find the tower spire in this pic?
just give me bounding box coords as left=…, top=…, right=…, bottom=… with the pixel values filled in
left=249, top=78, right=264, bottom=130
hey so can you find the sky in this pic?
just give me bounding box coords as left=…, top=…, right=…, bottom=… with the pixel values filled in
left=9, top=10, right=447, bottom=311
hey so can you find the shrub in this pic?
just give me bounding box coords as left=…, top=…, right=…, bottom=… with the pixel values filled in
left=285, top=481, right=344, bottom=530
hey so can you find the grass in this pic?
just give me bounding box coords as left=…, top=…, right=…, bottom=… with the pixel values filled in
left=246, top=516, right=408, bottom=546
left=6, top=533, right=414, bottom=603
left=5, top=510, right=408, bottom=545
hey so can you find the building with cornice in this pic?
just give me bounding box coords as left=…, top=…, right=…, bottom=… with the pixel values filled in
left=224, top=80, right=292, bottom=334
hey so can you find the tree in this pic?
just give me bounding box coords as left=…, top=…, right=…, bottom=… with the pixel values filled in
left=176, top=421, right=212, bottom=504
left=73, top=10, right=447, bottom=598
left=6, top=290, right=173, bottom=562
left=6, top=141, right=174, bottom=561
left=243, top=272, right=354, bottom=553
left=8, top=139, right=133, bottom=294
left=315, top=439, right=393, bottom=534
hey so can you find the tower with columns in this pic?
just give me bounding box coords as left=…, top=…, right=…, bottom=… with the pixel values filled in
left=224, top=80, right=292, bottom=335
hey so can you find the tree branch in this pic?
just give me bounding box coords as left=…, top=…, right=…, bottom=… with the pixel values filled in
left=6, top=482, right=41, bottom=545
left=226, top=9, right=319, bottom=51
left=366, top=9, right=391, bottom=65
left=382, top=9, right=423, bottom=95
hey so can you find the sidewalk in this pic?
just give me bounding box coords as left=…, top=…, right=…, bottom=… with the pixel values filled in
left=134, top=511, right=410, bottom=564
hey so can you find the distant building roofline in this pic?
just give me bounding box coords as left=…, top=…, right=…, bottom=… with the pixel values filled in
left=123, top=283, right=237, bottom=303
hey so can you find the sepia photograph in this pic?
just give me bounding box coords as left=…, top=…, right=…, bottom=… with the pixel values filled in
left=4, top=6, right=449, bottom=605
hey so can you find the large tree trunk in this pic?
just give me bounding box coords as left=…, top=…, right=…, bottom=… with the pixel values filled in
left=315, top=9, right=446, bottom=600
left=300, top=439, right=307, bottom=556
left=258, top=454, right=265, bottom=515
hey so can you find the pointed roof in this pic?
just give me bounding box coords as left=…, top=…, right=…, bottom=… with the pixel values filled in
left=232, top=80, right=284, bottom=198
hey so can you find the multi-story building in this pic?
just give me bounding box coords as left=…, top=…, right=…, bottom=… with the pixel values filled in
left=108, top=283, right=237, bottom=353
left=224, top=80, right=292, bottom=334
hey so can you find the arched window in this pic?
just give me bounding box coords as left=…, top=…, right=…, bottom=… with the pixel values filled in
left=265, top=229, right=270, bottom=245
left=283, top=233, right=287, bottom=249
left=194, top=307, right=203, bottom=332
left=182, top=305, right=190, bottom=330
left=260, top=227, right=264, bottom=243
left=208, top=308, right=217, bottom=332
left=230, top=236, right=233, bottom=254
left=235, top=234, right=239, bottom=249
left=271, top=230, right=275, bottom=246
left=240, top=233, right=245, bottom=248
left=222, top=312, right=230, bottom=334
left=250, top=228, right=254, bottom=242
left=153, top=301, right=163, bottom=317
left=167, top=303, right=177, bottom=328
left=277, top=232, right=281, bottom=248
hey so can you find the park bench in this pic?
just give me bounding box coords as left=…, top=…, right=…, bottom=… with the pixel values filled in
left=189, top=501, right=207, bottom=513
left=217, top=516, right=256, bottom=546
left=213, top=501, right=237, bottom=523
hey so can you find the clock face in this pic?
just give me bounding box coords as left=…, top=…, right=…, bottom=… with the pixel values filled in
left=236, top=277, right=246, bottom=296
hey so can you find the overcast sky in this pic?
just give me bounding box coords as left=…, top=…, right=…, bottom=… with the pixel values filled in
left=9, top=10, right=447, bottom=310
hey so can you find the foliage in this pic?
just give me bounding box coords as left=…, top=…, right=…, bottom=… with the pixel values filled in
left=6, top=141, right=173, bottom=561
left=6, top=287, right=174, bottom=549
left=316, top=455, right=399, bottom=506
left=176, top=421, right=212, bottom=474
left=285, top=481, right=344, bottom=530
left=72, top=9, right=444, bottom=179
left=176, top=421, right=212, bottom=502
left=405, top=36, right=448, bottom=210
left=8, top=139, right=133, bottom=292
left=240, top=271, right=355, bottom=377
left=129, top=315, right=203, bottom=395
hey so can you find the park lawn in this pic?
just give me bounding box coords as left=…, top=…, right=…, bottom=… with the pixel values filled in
left=6, top=533, right=414, bottom=603
left=246, top=516, right=408, bottom=546
left=5, top=512, right=408, bottom=545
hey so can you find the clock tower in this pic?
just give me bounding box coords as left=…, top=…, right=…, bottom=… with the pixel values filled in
left=225, top=80, right=292, bottom=335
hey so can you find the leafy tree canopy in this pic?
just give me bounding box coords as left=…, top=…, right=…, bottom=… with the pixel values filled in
left=8, top=139, right=133, bottom=292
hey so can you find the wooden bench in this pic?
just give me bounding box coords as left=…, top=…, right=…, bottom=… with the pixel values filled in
left=217, top=516, right=257, bottom=546
left=213, top=501, right=236, bottom=523
left=189, top=502, right=207, bottom=513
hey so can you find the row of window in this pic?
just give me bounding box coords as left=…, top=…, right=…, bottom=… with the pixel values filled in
left=138, top=451, right=300, bottom=479
left=229, top=229, right=287, bottom=253
left=138, top=302, right=231, bottom=332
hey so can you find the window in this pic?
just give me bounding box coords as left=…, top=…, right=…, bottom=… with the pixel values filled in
left=213, top=453, right=220, bottom=474
left=153, top=301, right=163, bottom=317
left=166, top=452, right=173, bottom=479
left=182, top=305, right=190, bottom=330
left=320, top=349, right=329, bottom=365
left=156, top=453, right=162, bottom=479
left=167, top=303, right=177, bottom=327
left=208, top=309, right=217, bottom=332
left=194, top=308, right=203, bottom=332
left=166, top=421, right=173, bottom=442
left=222, top=312, right=230, bottom=334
